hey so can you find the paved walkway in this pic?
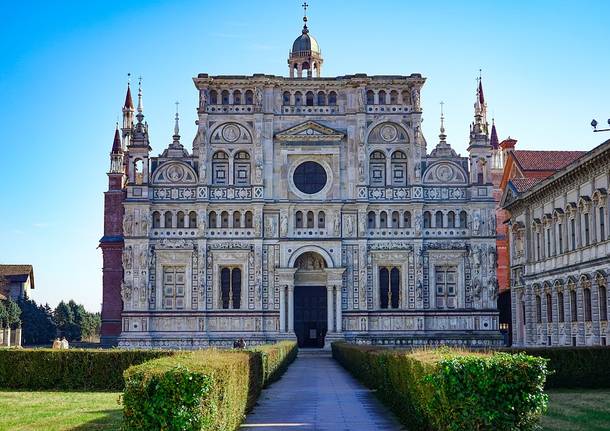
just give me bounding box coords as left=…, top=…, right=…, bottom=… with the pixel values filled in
left=241, top=350, right=404, bottom=431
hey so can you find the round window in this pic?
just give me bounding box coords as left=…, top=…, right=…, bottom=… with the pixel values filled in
left=293, top=161, right=327, bottom=194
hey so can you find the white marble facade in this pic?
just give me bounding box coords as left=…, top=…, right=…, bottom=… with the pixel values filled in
left=116, top=26, right=501, bottom=348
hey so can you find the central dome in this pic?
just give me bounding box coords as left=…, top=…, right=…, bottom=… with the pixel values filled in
left=292, top=31, right=320, bottom=55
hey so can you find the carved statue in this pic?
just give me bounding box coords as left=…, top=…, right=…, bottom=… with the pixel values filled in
left=358, top=160, right=364, bottom=183
left=415, top=214, right=423, bottom=234
left=255, top=88, right=263, bottom=110
left=489, top=212, right=497, bottom=234
left=346, top=215, right=354, bottom=236
left=415, top=161, right=421, bottom=180
left=488, top=278, right=499, bottom=301
left=255, top=158, right=263, bottom=184
left=334, top=214, right=340, bottom=235
left=359, top=216, right=366, bottom=236
left=472, top=278, right=481, bottom=301
left=254, top=214, right=261, bottom=235
left=472, top=212, right=481, bottom=234
left=280, top=214, right=288, bottom=237
left=416, top=280, right=423, bottom=300
left=141, top=214, right=149, bottom=236
left=472, top=246, right=481, bottom=269
left=121, top=280, right=132, bottom=302
left=123, top=211, right=133, bottom=236
left=200, top=88, right=209, bottom=109
left=265, top=219, right=274, bottom=237
left=359, top=124, right=366, bottom=146
left=411, top=87, right=420, bottom=110
left=137, top=245, right=147, bottom=269
left=487, top=247, right=496, bottom=272
left=358, top=88, right=365, bottom=111
left=122, top=246, right=133, bottom=270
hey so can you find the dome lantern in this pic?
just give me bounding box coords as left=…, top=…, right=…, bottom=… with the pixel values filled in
left=288, top=2, right=323, bottom=78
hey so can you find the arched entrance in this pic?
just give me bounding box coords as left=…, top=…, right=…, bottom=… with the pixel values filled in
left=293, top=252, right=328, bottom=348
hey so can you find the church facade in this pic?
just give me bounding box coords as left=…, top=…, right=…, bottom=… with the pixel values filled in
left=100, top=13, right=502, bottom=348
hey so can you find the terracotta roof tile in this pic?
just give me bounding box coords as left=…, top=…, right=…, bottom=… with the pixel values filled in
left=511, top=177, right=543, bottom=192
left=513, top=150, right=586, bottom=171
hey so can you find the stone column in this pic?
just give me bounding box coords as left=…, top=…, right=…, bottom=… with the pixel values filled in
left=335, top=285, right=342, bottom=333
left=288, top=286, right=295, bottom=333
left=15, top=327, right=22, bottom=347
left=327, top=286, right=334, bottom=333
left=279, top=286, right=286, bottom=333
left=4, top=328, right=10, bottom=347
left=276, top=268, right=298, bottom=334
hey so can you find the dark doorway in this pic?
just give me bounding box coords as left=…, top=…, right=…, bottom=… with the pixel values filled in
left=294, top=286, right=327, bottom=348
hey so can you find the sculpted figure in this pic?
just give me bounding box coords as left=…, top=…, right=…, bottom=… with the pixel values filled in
left=346, top=215, right=354, bottom=236
left=123, top=210, right=133, bottom=235
left=411, top=87, right=420, bottom=110
left=358, top=88, right=365, bottom=110
left=472, top=212, right=481, bottom=234
left=122, top=246, right=133, bottom=270
left=255, top=88, right=263, bottom=110
left=415, top=214, right=423, bottom=234
left=334, top=214, right=341, bottom=235
left=280, top=214, right=288, bottom=237
left=121, top=280, right=132, bottom=302
left=487, top=247, right=496, bottom=272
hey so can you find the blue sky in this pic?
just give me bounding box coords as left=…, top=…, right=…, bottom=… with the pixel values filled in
left=1, top=0, right=609, bottom=311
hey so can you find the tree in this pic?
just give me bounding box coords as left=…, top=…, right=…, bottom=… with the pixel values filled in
left=18, top=297, right=56, bottom=346
left=0, top=301, right=7, bottom=329
left=53, top=301, right=75, bottom=339
left=4, top=298, right=21, bottom=329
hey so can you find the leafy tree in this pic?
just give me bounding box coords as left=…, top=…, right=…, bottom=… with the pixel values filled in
left=4, top=298, right=21, bottom=329
left=0, top=301, right=7, bottom=328
left=53, top=301, right=75, bottom=339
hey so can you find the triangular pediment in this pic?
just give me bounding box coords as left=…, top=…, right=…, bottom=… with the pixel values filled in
left=275, top=121, right=345, bottom=142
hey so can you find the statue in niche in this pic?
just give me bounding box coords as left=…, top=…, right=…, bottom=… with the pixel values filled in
left=415, top=214, right=423, bottom=234
left=254, top=214, right=261, bottom=235
left=411, top=87, right=420, bottom=110
left=358, top=160, right=365, bottom=183
left=123, top=210, right=133, bottom=236
left=487, top=247, right=496, bottom=273
left=489, top=212, right=497, bottom=234
left=137, top=246, right=147, bottom=269
left=416, top=280, right=423, bottom=300
left=199, top=88, right=209, bottom=109
left=280, top=214, right=288, bottom=237
left=254, top=127, right=262, bottom=147
left=488, top=278, right=499, bottom=301
left=255, top=88, right=263, bottom=110
left=141, top=214, right=149, bottom=236
left=358, top=88, right=365, bottom=111
left=358, top=215, right=366, bottom=236
left=359, top=125, right=366, bottom=146
left=346, top=215, right=354, bottom=236
left=121, top=280, right=132, bottom=302
left=472, top=277, right=482, bottom=301
left=473, top=212, right=481, bottom=234
left=265, top=218, right=274, bottom=237
left=334, top=214, right=341, bottom=235
left=255, top=159, right=263, bottom=184
left=122, top=246, right=133, bottom=270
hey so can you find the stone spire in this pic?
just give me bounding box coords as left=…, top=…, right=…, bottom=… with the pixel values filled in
left=162, top=102, right=189, bottom=158
left=468, top=73, right=492, bottom=184
left=109, top=123, right=124, bottom=173
left=490, top=119, right=499, bottom=150
left=430, top=102, right=457, bottom=157
left=130, top=77, right=150, bottom=148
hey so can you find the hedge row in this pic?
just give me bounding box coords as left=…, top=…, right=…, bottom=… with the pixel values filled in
left=332, top=342, right=549, bottom=431
left=122, top=341, right=297, bottom=431
left=0, top=348, right=175, bottom=391
left=503, top=347, right=610, bottom=389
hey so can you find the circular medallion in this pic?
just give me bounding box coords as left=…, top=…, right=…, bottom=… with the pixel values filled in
left=436, top=164, right=454, bottom=182
left=293, top=161, right=327, bottom=194
left=380, top=124, right=398, bottom=142
left=167, top=165, right=185, bottom=182
left=222, top=124, right=240, bottom=142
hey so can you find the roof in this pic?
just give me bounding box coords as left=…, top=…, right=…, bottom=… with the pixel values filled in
left=111, top=126, right=122, bottom=154
left=124, top=84, right=134, bottom=110
left=512, top=150, right=586, bottom=172
left=0, top=264, right=35, bottom=290
left=490, top=123, right=499, bottom=150
left=292, top=32, right=320, bottom=55
left=511, top=177, right=542, bottom=192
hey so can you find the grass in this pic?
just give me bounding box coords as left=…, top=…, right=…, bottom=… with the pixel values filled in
left=0, top=391, right=122, bottom=431
left=541, top=389, right=610, bottom=431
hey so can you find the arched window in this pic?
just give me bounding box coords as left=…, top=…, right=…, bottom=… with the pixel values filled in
left=600, top=283, right=608, bottom=321
left=212, top=151, right=229, bottom=185
left=306, top=211, right=314, bottom=228
left=401, top=89, right=411, bottom=105
left=391, top=151, right=407, bottom=186
left=378, top=90, right=387, bottom=105
left=176, top=211, right=185, bottom=228
left=390, top=267, right=400, bottom=308
left=283, top=91, right=291, bottom=105
left=423, top=211, right=431, bottom=228
left=233, top=211, right=241, bottom=228
left=295, top=211, right=303, bottom=228
left=570, top=288, right=578, bottom=322
left=380, top=211, right=388, bottom=228
left=584, top=288, right=592, bottom=322
left=306, top=91, right=314, bottom=106
left=164, top=211, right=173, bottom=228
left=209, top=211, right=217, bottom=228
left=220, top=211, right=229, bottom=228
left=557, top=290, right=565, bottom=322
left=152, top=211, right=161, bottom=228
left=233, top=90, right=241, bottom=105
left=379, top=267, right=389, bottom=309
left=318, top=211, right=325, bottom=229
left=536, top=295, right=542, bottom=323
left=459, top=211, right=468, bottom=228
left=245, top=211, right=253, bottom=229
left=435, top=211, right=444, bottom=228
left=189, top=211, right=197, bottom=228
left=294, top=91, right=303, bottom=106
left=391, top=211, right=400, bottom=228
left=134, top=159, right=143, bottom=185
left=369, top=151, right=386, bottom=187
left=245, top=90, right=254, bottom=104
left=447, top=211, right=456, bottom=228
left=546, top=292, right=553, bottom=323
left=234, top=151, right=251, bottom=186
left=403, top=211, right=412, bottom=228
left=220, top=267, right=241, bottom=309
left=317, top=91, right=326, bottom=106
left=390, top=90, right=398, bottom=104
left=221, top=90, right=229, bottom=105
left=209, top=90, right=218, bottom=104
left=368, top=211, right=376, bottom=229
left=366, top=90, right=374, bottom=105
left=328, top=91, right=337, bottom=105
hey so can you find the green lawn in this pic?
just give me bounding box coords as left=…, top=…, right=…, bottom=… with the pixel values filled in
left=0, top=391, right=122, bottom=431
left=541, top=389, right=610, bottom=431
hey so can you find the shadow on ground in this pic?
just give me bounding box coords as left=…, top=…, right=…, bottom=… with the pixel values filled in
left=69, top=409, right=122, bottom=431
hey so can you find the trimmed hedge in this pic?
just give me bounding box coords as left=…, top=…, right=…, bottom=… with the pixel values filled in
left=122, top=341, right=297, bottom=431
left=503, top=347, right=610, bottom=389
left=333, top=342, right=549, bottom=431
left=0, top=348, right=175, bottom=391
